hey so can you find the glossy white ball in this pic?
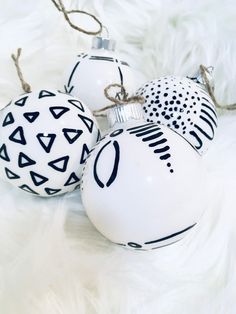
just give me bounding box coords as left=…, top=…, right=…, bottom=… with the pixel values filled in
left=81, top=121, right=208, bottom=250
left=0, top=90, right=100, bottom=197
left=136, top=76, right=218, bottom=155
left=64, top=49, right=137, bottom=111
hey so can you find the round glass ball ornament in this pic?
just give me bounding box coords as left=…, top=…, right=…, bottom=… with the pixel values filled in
left=136, top=70, right=217, bottom=155
left=64, top=36, right=138, bottom=111
left=81, top=102, right=208, bottom=250
left=0, top=89, right=100, bottom=197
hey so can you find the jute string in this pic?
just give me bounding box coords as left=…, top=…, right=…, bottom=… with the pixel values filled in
left=93, top=84, right=145, bottom=116
left=11, top=48, right=31, bottom=93
left=200, top=64, right=236, bottom=110
left=51, top=0, right=102, bottom=35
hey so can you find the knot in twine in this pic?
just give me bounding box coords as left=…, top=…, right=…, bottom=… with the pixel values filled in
left=51, top=0, right=103, bottom=35
left=93, top=84, right=145, bottom=116
left=11, top=48, right=31, bottom=93
left=200, top=64, right=236, bottom=110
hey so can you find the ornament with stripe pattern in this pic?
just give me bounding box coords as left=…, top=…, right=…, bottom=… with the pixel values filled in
left=64, top=36, right=138, bottom=111
left=0, top=49, right=100, bottom=197
left=81, top=85, right=208, bottom=250
left=136, top=66, right=217, bottom=155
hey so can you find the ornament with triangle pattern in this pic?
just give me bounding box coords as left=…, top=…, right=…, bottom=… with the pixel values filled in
left=0, top=144, right=10, bottom=161
left=23, top=111, right=40, bottom=123
left=64, top=172, right=80, bottom=186
left=30, top=171, right=49, bottom=186
left=5, top=167, right=20, bottom=180
left=36, top=133, right=56, bottom=153
left=49, top=106, right=70, bottom=119
left=2, top=112, right=14, bottom=127
left=78, top=114, right=94, bottom=133
left=18, top=152, right=36, bottom=168
left=48, top=155, right=69, bottom=172
left=68, top=99, right=85, bottom=112
left=19, top=184, right=39, bottom=195
left=62, top=128, right=83, bottom=144
left=38, top=90, right=56, bottom=99
left=9, top=126, right=27, bottom=145
left=45, top=187, right=61, bottom=195
left=14, top=96, right=28, bottom=107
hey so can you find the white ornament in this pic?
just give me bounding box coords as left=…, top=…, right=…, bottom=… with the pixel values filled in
left=64, top=36, right=138, bottom=111
left=81, top=103, right=208, bottom=250
left=0, top=89, right=100, bottom=197
left=136, top=75, right=217, bottom=155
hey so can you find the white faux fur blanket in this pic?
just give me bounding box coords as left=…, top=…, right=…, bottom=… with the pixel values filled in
left=0, top=0, right=236, bottom=313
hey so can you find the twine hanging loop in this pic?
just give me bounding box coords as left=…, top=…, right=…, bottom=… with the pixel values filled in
left=51, top=0, right=102, bottom=35
left=11, top=48, right=31, bottom=93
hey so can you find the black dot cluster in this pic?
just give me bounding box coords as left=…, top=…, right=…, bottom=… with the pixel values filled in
left=137, top=76, right=204, bottom=138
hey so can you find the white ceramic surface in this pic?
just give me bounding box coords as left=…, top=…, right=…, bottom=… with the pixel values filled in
left=81, top=115, right=208, bottom=250
left=0, top=90, right=100, bottom=197
left=64, top=48, right=138, bottom=111
left=136, top=76, right=218, bottom=155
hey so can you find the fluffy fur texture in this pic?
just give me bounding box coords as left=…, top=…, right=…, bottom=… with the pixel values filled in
left=0, top=0, right=236, bottom=313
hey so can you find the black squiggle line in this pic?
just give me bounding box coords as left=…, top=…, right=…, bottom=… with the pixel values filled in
left=153, top=145, right=170, bottom=154
left=201, top=109, right=217, bottom=127
left=118, top=66, right=123, bottom=85
left=142, top=132, right=163, bottom=142
left=189, top=130, right=203, bottom=149
left=148, top=138, right=167, bottom=147
left=201, top=103, right=217, bottom=118
left=67, top=61, right=80, bottom=87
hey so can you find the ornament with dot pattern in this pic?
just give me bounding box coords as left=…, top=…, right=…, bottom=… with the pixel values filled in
left=136, top=76, right=217, bottom=155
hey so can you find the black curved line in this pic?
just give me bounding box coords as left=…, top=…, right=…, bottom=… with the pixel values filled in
left=151, top=238, right=182, bottom=250
left=67, top=61, right=80, bottom=87
left=154, top=145, right=170, bottom=154
left=144, top=223, right=196, bottom=245
left=149, top=138, right=167, bottom=147
left=201, top=109, right=217, bottom=127
left=201, top=103, right=217, bottom=118
left=196, top=115, right=215, bottom=140
left=135, top=127, right=161, bottom=137
left=202, top=96, right=212, bottom=104
left=160, top=153, right=171, bottom=160
left=127, top=123, right=154, bottom=131
left=118, top=66, right=123, bottom=85
left=93, top=140, right=111, bottom=188
left=129, top=125, right=157, bottom=134
left=106, top=141, right=120, bottom=187
left=189, top=130, right=203, bottom=149
left=142, top=132, right=163, bottom=142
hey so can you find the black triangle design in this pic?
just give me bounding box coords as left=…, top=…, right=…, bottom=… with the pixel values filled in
left=2, top=112, right=15, bottom=127
left=5, top=167, right=20, bottom=179
left=45, top=187, right=61, bottom=195
left=80, top=143, right=90, bottom=164
left=36, top=133, right=56, bottom=153
left=38, top=90, right=56, bottom=99
left=48, top=155, right=69, bottom=172
left=14, top=96, right=28, bottom=107
left=9, top=126, right=26, bottom=145
left=68, top=99, right=85, bottom=112
left=30, top=171, right=49, bottom=186
left=0, top=144, right=10, bottom=161
left=49, top=106, right=70, bottom=119
left=64, top=172, right=80, bottom=186
left=23, top=111, right=40, bottom=123
left=18, top=152, right=36, bottom=168
left=62, top=128, right=83, bottom=144
left=78, top=114, right=94, bottom=133
left=19, top=184, right=39, bottom=195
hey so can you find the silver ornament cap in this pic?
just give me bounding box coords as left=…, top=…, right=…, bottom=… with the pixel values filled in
left=107, top=103, right=144, bottom=128
left=92, top=36, right=116, bottom=51
left=189, top=66, right=214, bottom=91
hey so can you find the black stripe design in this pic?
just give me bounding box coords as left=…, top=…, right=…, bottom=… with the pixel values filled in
left=128, top=123, right=174, bottom=173
left=89, top=56, right=114, bottom=62
left=93, top=140, right=120, bottom=188
left=195, top=116, right=215, bottom=140
left=201, top=103, right=217, bottom=118
left=67, top=61, right=80, bottom=87
left=189, top=130, right=203, bottom=150
left=144, top=223, right=196, bottom=245
left=118, top=66, right=123, bottom=85
left=201, top=109, right=217, bottom=127
left=121, top=61, right=129, bottom=66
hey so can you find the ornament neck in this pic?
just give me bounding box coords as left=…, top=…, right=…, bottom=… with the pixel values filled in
left=107, top=103, right=144, bottom=128
left=188, top=66, right=214, bottom=91
left=92, top=36, right=116, bottom=51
